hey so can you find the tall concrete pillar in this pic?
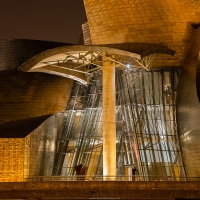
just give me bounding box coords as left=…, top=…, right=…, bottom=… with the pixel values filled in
left=102, top=55, right=116, bottom=179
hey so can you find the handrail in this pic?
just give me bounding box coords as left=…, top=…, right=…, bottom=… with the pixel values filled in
left=23, top=175, right=200, bottom=182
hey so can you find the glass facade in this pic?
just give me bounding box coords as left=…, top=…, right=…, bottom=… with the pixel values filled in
left=52, top=68, right=186, bottom=180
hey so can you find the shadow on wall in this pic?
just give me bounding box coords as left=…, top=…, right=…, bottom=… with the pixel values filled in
left=0, top=39, right=73, bottom=138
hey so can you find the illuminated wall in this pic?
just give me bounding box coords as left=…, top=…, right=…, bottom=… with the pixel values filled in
left=53, top=68, right=186, bottom=180
left=0, top=138, right=25, bottom=182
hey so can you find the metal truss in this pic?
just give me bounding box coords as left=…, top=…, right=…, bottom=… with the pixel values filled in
left=19, top=46, right=162, bottom=85
left=52, top=68, right=186, bottom=181
left=52, top=73, right=103, bottom=176
left=115, top=69, right=185, bottom=180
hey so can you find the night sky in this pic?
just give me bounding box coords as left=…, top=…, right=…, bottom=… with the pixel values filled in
left=0, top=0, right=87, bottom=44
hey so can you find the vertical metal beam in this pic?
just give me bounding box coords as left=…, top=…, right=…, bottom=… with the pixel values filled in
left=151, top=71, right=167, bottom=177
left=161, top=71, right=176, bottom=178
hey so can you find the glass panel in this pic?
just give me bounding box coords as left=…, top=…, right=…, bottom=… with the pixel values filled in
left=52, top=69, right=186, bottom=181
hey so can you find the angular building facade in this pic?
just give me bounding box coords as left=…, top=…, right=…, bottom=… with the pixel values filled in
left=0, top=0, right=200, bottom=183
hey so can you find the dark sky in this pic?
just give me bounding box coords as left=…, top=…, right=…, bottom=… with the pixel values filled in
left=0, top=0, right=87, bottom=44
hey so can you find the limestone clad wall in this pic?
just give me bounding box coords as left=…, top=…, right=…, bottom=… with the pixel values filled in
left=0, top=138, right=25, bottom=182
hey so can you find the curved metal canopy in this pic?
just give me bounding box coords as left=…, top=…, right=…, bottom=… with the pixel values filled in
left=18, top=44, right=175, bottom=84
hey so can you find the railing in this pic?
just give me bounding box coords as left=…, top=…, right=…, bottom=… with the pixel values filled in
left=23, top=175, right=200, bottom=182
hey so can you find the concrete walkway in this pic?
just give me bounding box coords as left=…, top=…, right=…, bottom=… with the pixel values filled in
left=0, top=181, right=199, bottom=199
